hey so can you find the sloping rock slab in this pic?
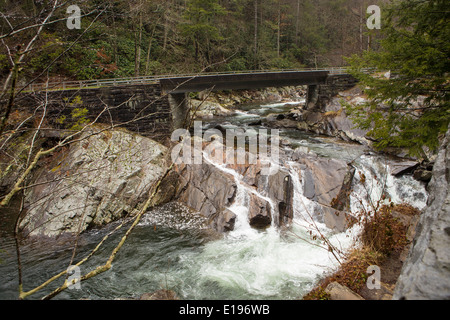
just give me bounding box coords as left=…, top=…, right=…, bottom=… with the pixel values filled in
left=20, top=128, right=168, bottom=238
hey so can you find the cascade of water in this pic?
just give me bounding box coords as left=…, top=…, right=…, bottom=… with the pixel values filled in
left=286, top=162, right=331, bottom=239
left=350, top=155, right=428, bottom=217
left=201, top=151, right=276, bottom=236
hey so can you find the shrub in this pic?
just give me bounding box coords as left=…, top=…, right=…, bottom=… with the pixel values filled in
left=361, top=204, right=408, bottom=256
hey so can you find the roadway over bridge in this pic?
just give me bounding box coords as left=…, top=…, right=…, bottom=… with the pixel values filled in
left=26, top=67, right=348, bottom=92
left=159, top=70, right=329, bottom=94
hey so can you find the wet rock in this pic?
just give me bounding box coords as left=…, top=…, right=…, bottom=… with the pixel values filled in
left=293, top=151, right=355, bottom=231
left=413, top=168, right=433, bottom=182
left=175, top=162, right=237, bottom=221
left=248, top=119, right=262, bottom=126
left=331, top=165, right=356, bottom=211
left=388, top=160, right=419, bottom=176
left=296, top=151, right=349, bottom=206
left=266, top=113, right=285, bottom=122
left=264, top=170, right=294, bottom=227
left=248, top=194, right=272, bottom=229
left=322, top=208, right=349, bottom=233
left=296, top=94, right=371, bottom=146
left=213, top=209, right=237, bottom=232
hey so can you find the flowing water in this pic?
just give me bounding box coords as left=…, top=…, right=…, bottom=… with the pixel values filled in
left=0, top=100, right=428, bottom=300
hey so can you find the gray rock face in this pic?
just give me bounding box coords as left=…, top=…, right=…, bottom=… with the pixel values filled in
left=291, top=150, right=355, bottom=232
left=393, top=126, right=450, bottom=300
left=173, top=140, right=295, bottom=232
left=20, top=128, right=168, bottom=238
left=214, top=209, right=237, bottom=233
left=248, top=193, right=272, bottom=229
left=297, top=152, right=349, bottom=205
left=174, top=162, right=238, bottom=229
left=266, top=170, right=294, bottom=227
left=291, top=90, right=371, bottom=146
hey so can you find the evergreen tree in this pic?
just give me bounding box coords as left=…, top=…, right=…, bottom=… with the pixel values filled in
left=346, top=0, right=449, bottom=158
left=180, top=0, right=226, bottom=68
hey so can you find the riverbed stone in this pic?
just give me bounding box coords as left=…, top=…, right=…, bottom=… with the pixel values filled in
left=296, top=151, right=349, bottom=206
left=214, top=209, right=237, bottom=232
left=248, top=193, right=272, bottom=229
left=325, top=282, right=364, bottom=300
left=174, top=161, right=237, bottom=229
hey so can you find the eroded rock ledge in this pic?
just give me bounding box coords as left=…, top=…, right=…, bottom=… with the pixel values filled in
left=19, top=127, right=170, bottom=238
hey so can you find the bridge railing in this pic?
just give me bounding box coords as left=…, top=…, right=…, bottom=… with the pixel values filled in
left=26, top=67, right=352, bottom=92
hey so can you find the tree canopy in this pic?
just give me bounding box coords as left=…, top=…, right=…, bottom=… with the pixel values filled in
left=0, top=0, right=386, bottom=82
left=346, top=0, right=449, bottom=158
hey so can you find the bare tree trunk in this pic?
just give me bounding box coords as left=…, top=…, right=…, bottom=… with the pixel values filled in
left=163, top=0, right=171, bottom=52
left=134, top=9, right=143, bottom=77
left=145, top=26, right=157, bottom=75
left=254, top=0, right=258, bottom=68
left=277, top=3, right=281, bottom=58
left=360, top=2, right=364, bottom=51
left=295, top=0, right=300, bottom=46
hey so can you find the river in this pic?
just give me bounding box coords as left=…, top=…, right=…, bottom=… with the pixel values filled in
left=0, top=99, right=428, bottom=300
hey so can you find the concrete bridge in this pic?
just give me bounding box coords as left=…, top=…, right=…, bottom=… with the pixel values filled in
left=21, top=68, right=357, bottom=141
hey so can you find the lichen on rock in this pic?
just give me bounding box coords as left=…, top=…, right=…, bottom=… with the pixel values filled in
left=20, top=127, right=169, bottom=238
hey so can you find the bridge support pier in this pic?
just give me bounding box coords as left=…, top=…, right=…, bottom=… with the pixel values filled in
left=306, top=84, right=319, bottom=110
left=168, top=93, right=190, bottom=130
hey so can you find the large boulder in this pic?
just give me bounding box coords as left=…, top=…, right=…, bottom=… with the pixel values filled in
left=261, top=169, right=294, bottom=227
left=248, top=193, right=272, bottom=229
left=174, top=161, right=237, bottom=229
left=292, top=149, right=356, bottom=232
left=20, top=127, right=169, bottom=238
left=393, top=126, right=450, bottom=300
left=294, top=151, right=349, bottom=206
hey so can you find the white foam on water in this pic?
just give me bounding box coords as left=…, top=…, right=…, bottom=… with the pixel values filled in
left=173, top=154, right=358, bottom=299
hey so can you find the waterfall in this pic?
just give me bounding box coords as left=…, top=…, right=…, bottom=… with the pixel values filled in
left=286, top=162, right=324, bottom=232
left=350, top=155, right=428, bottom=216
left=201, top=151, right=276, bottom=236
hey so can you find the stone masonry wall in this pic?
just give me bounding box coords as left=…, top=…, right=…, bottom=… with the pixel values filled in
left=317, top=74, right=358, bottom=110
left=17, top=83, right=172, bottom=142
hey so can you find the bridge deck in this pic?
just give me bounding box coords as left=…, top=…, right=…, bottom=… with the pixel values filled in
left=25, top=68, right=349, bottom=92
left=159, top=70, right=329, bottom=94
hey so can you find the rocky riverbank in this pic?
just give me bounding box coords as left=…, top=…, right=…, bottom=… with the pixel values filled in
left=6, top=126, right=171, bottom=238
left=304, top=124, right=450, bottom=300
left=1, top=83, right=446, bottom=300
left=189, top=86, right=306, bottom=118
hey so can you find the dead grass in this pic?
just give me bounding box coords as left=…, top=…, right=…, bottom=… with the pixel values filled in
left=302, top=204, right=420, bottom=300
